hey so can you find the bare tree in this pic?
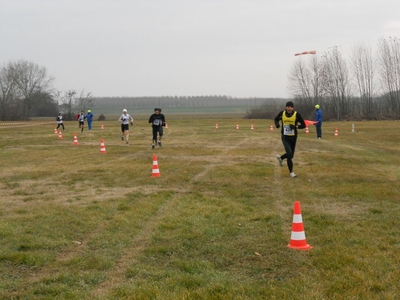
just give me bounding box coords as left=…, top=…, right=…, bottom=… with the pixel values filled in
left=288, top=55, right=324, bottom=118
left=9, top=60, right=53, bottom=119
left=350, top=42, right=376, bottom=118
left=63, top=90, right=77, bottom=120
left=377, top=37, right=400, bottom=118
left=0, top=63, right=17, bottom=120
left=77, top=90, right=95, bottom=112
left=320, top=48, right=351, bottom=119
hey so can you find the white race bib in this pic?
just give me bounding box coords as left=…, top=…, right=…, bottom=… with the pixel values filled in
left=284, top=125, right=294, bottom=135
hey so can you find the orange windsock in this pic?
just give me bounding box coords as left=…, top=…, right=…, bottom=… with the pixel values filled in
left=304, top=120, right=317, bottom=127
left=287, top=201, right=312, bottom=250
left=295, top=50, right=316, bottom=56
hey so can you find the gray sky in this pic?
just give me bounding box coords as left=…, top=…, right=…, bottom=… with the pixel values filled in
left=1, top=0, right=399, bottom=98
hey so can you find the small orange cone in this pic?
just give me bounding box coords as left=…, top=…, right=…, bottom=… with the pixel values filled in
left=334, top=128, right=339, bottom=136
left=251, top=124, right=254, bottom=130
left=236, top=124, right=239, bottom=130
left=100, top=139, right=106, bottom=153
left=270, top=125, right=274, bottom=131
left=165, top=123, right=168, bottom=129
left=73, top=134, right=78, bottom=145
left=152, top=154, right=161, bottom=177
left=54, top=128, right=58, bottom=134
left=58, top=131, right=63, bottom=140
left=215, top=123, right=219, bottom=129
left=101, top=124, right=104, bottom=130
left=287, top=201, right=312, bottom=250
left=305, top=127, right=309, bottom=134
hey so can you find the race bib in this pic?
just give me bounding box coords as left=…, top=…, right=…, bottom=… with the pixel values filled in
left=284, top=125, right=294, bottom=135
left=153, top=119, right=160, bottom=126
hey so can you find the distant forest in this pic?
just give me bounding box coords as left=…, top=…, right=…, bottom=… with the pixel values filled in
left=93, top=96, right=286, bottom=117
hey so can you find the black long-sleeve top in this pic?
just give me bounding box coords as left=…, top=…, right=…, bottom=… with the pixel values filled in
left=274, top=110, right=306, bottom=136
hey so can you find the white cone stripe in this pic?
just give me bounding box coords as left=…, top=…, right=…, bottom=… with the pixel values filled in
left=153, top=162, right=158, bottom=165
left=152, top=169, right=159, bottom=173
left=292, top=214, right=303, bottom=223
left=290, top=231, right=306, bottom=240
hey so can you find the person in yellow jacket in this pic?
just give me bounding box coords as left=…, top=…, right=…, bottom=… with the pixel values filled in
left=274, top=101, right=306, bottom=178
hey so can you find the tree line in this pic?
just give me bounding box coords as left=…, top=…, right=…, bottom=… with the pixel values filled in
left=3, top=36, right=400, bottom=122
left=0, top=60, right=94, bottom=121
left=286, top=37, right=400, bottom=120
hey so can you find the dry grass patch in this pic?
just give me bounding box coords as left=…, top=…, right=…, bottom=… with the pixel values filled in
left=0, top=119, right=399, bottom=299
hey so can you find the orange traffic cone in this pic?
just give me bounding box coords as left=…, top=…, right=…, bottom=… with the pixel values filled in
left=58, top=131, right=63, bottom=140
left=215, top=123, right=219, bottom=129
left=73, top=134, right=79, bottom=145
left=54, top=128, right=58, bottom=134
left=165, top=123, right=168, bottom=129
left=334, top=128, right=338, bottom=136
left=251, top=124, right=254, bottom=130
left=236, top=124, right=239, bottom=130
left=100, top=139, right=106, bottom=153
left=287, top=201, right=312, bottom=250
left=305, top=127, right=309, bottom=134
left=152, top=154, right=161, bottom=177
left=101, top=124, right=104, bottom=130
left=270, top=125, right=273, bottom=131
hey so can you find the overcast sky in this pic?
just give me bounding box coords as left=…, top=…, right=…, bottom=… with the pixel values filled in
left=1, top=0, right=399, bottom=98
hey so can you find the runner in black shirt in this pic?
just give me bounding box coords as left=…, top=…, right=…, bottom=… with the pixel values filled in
left=148, top=108, right=166, bottom=149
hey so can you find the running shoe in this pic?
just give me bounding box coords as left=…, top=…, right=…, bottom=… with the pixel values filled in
left=290, top=172, right=297, bottom=178
left=121, top=136, right=124, bottom=141
left=276, top=155, right=283, bottom=167
left=152, top=144, right=155, bottom=149
left=158, top=141, right=162, bottom=147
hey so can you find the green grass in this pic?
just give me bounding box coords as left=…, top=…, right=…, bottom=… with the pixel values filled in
left=0, top=119, right=399, bottom=299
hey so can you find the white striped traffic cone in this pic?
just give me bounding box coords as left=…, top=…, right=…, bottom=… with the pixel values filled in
left=287, top=201, right=312, bottom=250
left=152, top=154, right=160, bottom=177
left=100, top=139, right=106, bottom=153
left=73, top=134, right=78, bottom=145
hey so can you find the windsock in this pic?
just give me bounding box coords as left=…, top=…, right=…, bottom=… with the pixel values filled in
left=304, top=120, right=318, bottom=127
left=295, top=50, right=316, bottom=56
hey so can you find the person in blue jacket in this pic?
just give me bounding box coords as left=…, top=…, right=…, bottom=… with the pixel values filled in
left=86, top=109, right=94, bottom=130
left=314, top=104, right=323, bottom=139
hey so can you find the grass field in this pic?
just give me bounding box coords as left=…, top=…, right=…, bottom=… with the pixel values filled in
left=0, top=118, right=399, bottom=299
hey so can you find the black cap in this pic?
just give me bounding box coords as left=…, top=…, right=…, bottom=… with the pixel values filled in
left=154, top=108, right=162, bottom=112
left=285, top=101, right=294, bottom=107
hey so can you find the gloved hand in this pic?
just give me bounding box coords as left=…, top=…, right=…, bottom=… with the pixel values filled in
left=276, top=124, right=280, bottom=129
left=130, top=122, right=133, bottom=125
left=289, top=124, right=296, bottom=129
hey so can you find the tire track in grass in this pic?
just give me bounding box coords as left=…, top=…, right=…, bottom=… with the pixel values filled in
left=91, top=132, right=253, bottom=296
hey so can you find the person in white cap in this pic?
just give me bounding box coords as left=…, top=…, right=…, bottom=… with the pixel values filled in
left=314, top=104, right=323, bottom=139
left=274, top=101, right=306, bottom=178
left=118, top=109, right=133, bottom=144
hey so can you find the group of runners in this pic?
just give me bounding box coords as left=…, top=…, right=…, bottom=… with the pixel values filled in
left=56, top=108, right=166, bottom=148
left=57, top=102, right=324, bottom=178
left=118, top=108, right=166, bottom=147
